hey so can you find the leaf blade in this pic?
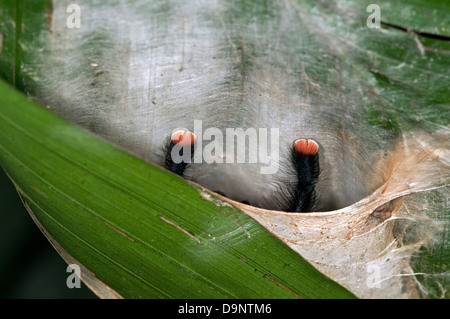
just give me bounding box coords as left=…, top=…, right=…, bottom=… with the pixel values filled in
left=0, top=79, right=356, bottom=298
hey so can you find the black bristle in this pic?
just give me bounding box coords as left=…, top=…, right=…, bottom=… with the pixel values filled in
left=288, top=146, right=320, bottom=212
left=164, top=140, right=194, bottom=176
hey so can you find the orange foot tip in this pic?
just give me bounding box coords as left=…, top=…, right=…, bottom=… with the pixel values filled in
left=293, top=138, right=319, bottom=156
left=171, top=129, right=197, bottom=146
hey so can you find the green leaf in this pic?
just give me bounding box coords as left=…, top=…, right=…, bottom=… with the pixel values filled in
left=0, top=79, right=355, bottom=298
left=0, top=0, right=448, bottom=299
